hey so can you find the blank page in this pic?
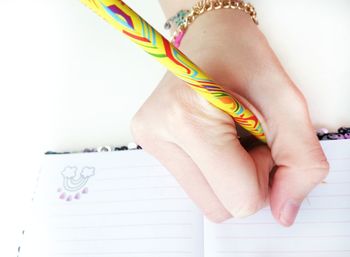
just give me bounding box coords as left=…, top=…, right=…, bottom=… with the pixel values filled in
left=20, top=150, right=203, bottom=257
left=204, top=140, right=350, bottom=257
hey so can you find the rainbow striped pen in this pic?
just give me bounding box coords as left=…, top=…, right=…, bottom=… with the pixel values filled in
left=81, top=0, right=266, bottom=142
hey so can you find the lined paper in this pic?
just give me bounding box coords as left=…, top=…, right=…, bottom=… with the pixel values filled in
left=20, top=151, right=203, bottom=257
left=20, top=140, right=350, bottom=257
left=204, top=140, right=350, bottom=257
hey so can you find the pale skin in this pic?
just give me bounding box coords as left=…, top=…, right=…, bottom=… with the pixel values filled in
left=131, top=0, right=330, bottom=226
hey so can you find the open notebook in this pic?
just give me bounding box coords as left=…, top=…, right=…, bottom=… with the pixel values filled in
left=20, top=140, right=350, bottom=257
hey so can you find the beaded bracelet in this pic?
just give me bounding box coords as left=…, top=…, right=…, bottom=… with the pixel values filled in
left=164, top=0, right=258, bottom=47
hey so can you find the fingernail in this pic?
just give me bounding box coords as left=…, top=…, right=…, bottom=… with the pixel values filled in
left=279, top=200, right=300, bottom=226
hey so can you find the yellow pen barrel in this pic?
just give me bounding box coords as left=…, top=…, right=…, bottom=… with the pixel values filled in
left=81, top=0, right=266, bottom=142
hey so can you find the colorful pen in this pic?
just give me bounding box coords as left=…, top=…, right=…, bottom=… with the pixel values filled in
left=81, top=0, right=266, bottom=142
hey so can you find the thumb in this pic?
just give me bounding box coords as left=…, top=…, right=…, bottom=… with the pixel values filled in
left=269, top=113, right=329, bottom=227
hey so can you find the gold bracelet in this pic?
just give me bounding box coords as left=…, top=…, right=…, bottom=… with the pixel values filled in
left=171, top=0, right=258, bottom=45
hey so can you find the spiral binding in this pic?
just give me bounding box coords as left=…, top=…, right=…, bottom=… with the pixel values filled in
left=44, top=127, right=350, bottom=155
left=45, top=142, right=142, bottom=155
left=317, top=127, right=350, bottom=140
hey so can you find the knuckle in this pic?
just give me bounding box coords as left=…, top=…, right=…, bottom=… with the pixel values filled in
left=130, top=113, right=148, bottom=142
left=170, top=90, right=236, bottom=144
left=170, top=88, right=208, bottom=126
left=166, top=96, right=204, bottom=138
left=273, top=85, right=309, bottom=118
left=130, top=110, right=161, bottom=146
left=231, top=201, right=262, bottom=219
left=168, top=100, right=194, bottom=127
left=308, top=161, right=330, bottom=185
left=305, top=147, right=330, bottom=184
left=203, top=208, right=231, bottom=223
left=292, top=87, right=308, bottom=107
left=265, top=87, right=310, bottom=132
left=130, top=104, right=181, bottom=146
left=225, top=193, right=265, bottom=219
left=285, top=88, right=309, bottom=117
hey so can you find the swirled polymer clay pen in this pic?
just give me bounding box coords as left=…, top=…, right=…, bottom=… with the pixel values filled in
left=80, top=0, right=266, bottom=142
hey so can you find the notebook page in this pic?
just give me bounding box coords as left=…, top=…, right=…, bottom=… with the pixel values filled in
left=20, top=150, right=203, bottom=257
left=204, top=140, right=350, bottom=257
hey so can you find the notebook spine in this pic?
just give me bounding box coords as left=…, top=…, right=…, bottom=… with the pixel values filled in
left=45, top=142, right=142, bottom=155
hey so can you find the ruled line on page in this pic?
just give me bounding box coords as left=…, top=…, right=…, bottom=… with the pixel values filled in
left=54, top=223, right=193, bottom=230
left=321, top=182, right=350, bottom=184
left=308, top=194, right=350, bottom=198
left=56, top=236, right=193, bottom=243
left=327, top=157, right=350, bottom=160
left=53, top=197, right=190, bottom=205
left=53, top=250, right=193, bottom=256
left=215, top=235, right=350, bottom=239
left=259, top=207, right=350, bottom=211
left=218, top=220, right=350, bottom=225
left=93, top=185, right=180, bottom=192
left=94, top=175, right=171, bottom=182
left=100, top=164, right=162, bottom=170
left=217, top=250, right=350, bottom=254
left=48, top=210, right=194, bottom=217
left=330, top=169, right=350, bottom=172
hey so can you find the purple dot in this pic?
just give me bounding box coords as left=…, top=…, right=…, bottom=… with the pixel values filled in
left=59, top=192, right=66, bottom=200
left=75, top=193, right=81, bottom=200
left=66, top=195, right=72, bottom=201
left=317, top=128, right=328, bottom=135
left=82, top=188, right=89, bottom=194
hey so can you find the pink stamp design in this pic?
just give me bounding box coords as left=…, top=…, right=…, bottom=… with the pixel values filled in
left=57, top=166, right=95, bottom=201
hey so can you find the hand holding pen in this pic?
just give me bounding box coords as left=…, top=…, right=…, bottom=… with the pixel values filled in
left=81, top=0, right=329, bottom=226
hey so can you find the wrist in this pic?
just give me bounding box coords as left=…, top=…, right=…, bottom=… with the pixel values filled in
left=159, top=1, right=262, bottom=57
left=159, top=2, right=280, bottom=96
left=176, top=8, right=264, bottom=66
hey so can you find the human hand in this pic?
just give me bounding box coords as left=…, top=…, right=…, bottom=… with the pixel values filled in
left=131, top=9, right=329, bottom=226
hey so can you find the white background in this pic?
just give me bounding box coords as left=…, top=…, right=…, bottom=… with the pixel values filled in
left=0, top=0, right=349, bottom=256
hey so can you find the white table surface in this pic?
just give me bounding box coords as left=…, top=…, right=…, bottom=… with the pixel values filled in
left=0, top=0, right=349, bottom=256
